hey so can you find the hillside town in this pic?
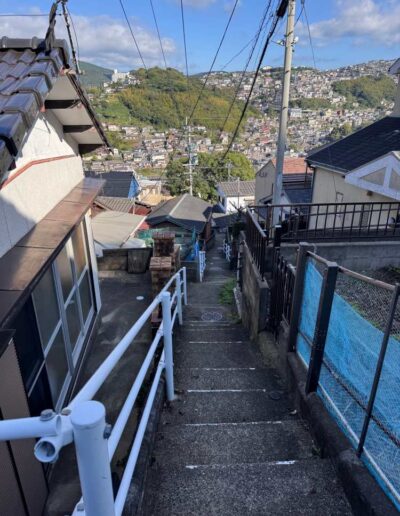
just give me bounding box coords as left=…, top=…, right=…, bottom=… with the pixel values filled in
left=86, top=59, right=396, bottom=172
left=1, top=1, right=400, bottom=515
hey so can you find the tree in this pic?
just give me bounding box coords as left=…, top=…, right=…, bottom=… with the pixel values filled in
left=328, top=123, right=353, bottom=142
left=165, top=151, right=255, bottom=201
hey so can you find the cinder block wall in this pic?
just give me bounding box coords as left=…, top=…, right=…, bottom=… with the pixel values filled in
left=280, top=241, right=400, bottom=271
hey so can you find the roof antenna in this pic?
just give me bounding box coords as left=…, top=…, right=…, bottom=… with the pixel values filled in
left=61, top=0, right=81, bottom=75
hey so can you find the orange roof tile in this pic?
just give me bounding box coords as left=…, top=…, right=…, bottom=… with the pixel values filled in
left=271, top=157, right=308, bottom=175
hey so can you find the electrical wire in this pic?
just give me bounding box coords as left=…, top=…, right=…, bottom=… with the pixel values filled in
left=222, top=8, right=282, bottom=159
left=65, top=5, right=81, bottom=72
left=302, top=0, right=317, bottom=69
left=118, top=0, right=147, bottom=70
left=149, top=0, right=167, bottom=69
left=220, top=1, right=273, bottom=134
left=180, top=0, right=189, bottom=82
left=188, top=0, right=240, bottom=124
left=148, top=0, right=184, bottom=142
left=61, top=2, right=81, bottom=74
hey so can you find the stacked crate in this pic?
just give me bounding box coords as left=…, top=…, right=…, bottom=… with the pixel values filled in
left=150, top=233, right=176, bottom=325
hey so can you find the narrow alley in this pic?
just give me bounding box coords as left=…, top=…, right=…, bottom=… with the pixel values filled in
left=141, top=237, right=352, bottom=515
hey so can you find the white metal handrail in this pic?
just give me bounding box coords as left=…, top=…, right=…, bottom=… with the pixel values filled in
left=223, top=241, right=232, bottom=262
left=0, top=267, right=188, bottom=516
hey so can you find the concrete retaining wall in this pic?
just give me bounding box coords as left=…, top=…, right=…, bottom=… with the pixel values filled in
left=279, top=241, right=400, bottom=270
left=98, top=248, right=152, bottom=273
left=240, top=241, right=269, bottom=340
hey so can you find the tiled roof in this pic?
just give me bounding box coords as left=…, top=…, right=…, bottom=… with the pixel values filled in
left=271, top=157, right=307, bottom=174
left=307, top=116, right=400, bottom=173
left=218, top=180, right=255, bottom=197
left=146, top=193, right=212, bottom=233
left=85, top=170, right=135, bottom=198
left=0, top=38, right=109, bottom=180
left=95, top=196, right=135, bottom=213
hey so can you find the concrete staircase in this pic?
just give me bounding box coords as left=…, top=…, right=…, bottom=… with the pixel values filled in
left=141, top=242, right=352, bottom=515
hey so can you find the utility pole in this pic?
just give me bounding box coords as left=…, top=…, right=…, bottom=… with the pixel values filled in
left=272, top=0, right=295, bottom=224
left=186, top=116, right=193, bottom=196
left=226, top=160, right=232, bottom=180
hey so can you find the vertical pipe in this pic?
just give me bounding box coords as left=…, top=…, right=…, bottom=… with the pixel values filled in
left=70, top=401, right=115, bottom=516
left=182, top=267, right=188, bottom=305
left=357, top=285, right=400, bottom=456
left=161, top=292, right=175, bottom=401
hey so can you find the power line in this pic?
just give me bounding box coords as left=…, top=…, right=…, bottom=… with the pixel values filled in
left=220, top=1, right=273, bottom=134
left=302, top=1, right=317, bottom=69
left=118, top=0, right=147, bottom=70
left=180, top=0, right=189, bottom=82
left=61, top=1, right=81, bottom=74
left=65, top=6, right=81, bottom=68
left=188, top=0, right=240, bottom=124
left=222, top=5, right=283, bottom=159
left=149, top=0, right=167, bottom=69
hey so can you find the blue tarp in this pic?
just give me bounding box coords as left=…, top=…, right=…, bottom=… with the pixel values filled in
left=297, top=261, right=400, bottom=508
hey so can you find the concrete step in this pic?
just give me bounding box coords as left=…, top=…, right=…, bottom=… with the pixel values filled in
left=183, top=304, right=234, bottom=322
left=163, top=390, right=293, bottom=425
left=143, top=459, right=352, bottom=516
left=175, top=366, right=283, bottom=391
left=153, top=420, right=315, bottom=466
left=173, top=341, right=264, bottom=369
left=176, top=326, right=249, bottom=342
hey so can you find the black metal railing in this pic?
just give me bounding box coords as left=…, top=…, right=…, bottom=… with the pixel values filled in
left=287, top=244, right=400, bottom=505
left=269, top=252, right=296, bottom=332
left=249, top=202, right=400, bottom=244
left=246, top=210, right=268, bottom=278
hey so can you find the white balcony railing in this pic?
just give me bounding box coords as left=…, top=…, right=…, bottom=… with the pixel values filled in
left=0, top=267, right=188, bottom=516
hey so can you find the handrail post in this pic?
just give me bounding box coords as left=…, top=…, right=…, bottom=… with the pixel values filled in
left=356, top=284, right=400, bottom=456
left=176, top=275, right=183, bottom=325
left=182, top=267, right=188, bottom=305
left=305, top=261, right=338, bottom=394
left=161, top=292, right=175, bottom=401
left=70, top=401, right=115, bottom=516
left=287, top=243, right=314, bottom=351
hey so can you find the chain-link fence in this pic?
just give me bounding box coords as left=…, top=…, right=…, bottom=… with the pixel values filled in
left=292, top=249, right=400, bottom=509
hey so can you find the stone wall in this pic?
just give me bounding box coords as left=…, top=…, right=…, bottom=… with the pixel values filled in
left=240, top=240, right=270, bottom=340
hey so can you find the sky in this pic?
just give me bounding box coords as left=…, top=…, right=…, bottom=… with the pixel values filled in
left=0, top=0, right=398, bottom=72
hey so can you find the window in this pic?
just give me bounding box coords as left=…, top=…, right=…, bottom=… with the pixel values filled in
left=25, top=221, right=95, bottom=410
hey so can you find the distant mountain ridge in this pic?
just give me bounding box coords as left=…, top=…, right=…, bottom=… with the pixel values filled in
left=88, top=67, right=259, bottom=131
left=79, top=61, right=113, bottom=87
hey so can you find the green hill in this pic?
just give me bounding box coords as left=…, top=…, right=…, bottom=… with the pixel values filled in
left=79, top=61, right=113, bottom=88
left=91, top=67, right=260, bottom=131
left=332, top=75, right=396, bottom=108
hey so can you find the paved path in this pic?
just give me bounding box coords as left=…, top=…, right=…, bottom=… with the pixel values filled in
left=142, top=238, right=352, bottom=515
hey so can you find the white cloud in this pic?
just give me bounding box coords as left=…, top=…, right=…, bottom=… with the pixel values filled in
left=0, top=11, right=177, bottom=70
left=298, top=0, right=400, bottom=47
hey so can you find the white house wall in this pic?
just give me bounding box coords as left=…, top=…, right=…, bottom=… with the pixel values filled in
left=255, top=161, right=275, bottom=204
left=345, top=152, right=400, bottom=201
left=0, top=112, right=84, bottom=257
left=310, top=166, right=398, bottom=230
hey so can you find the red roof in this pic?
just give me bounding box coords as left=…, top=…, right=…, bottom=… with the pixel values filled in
left=271, top=157, right=308, bottom=175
